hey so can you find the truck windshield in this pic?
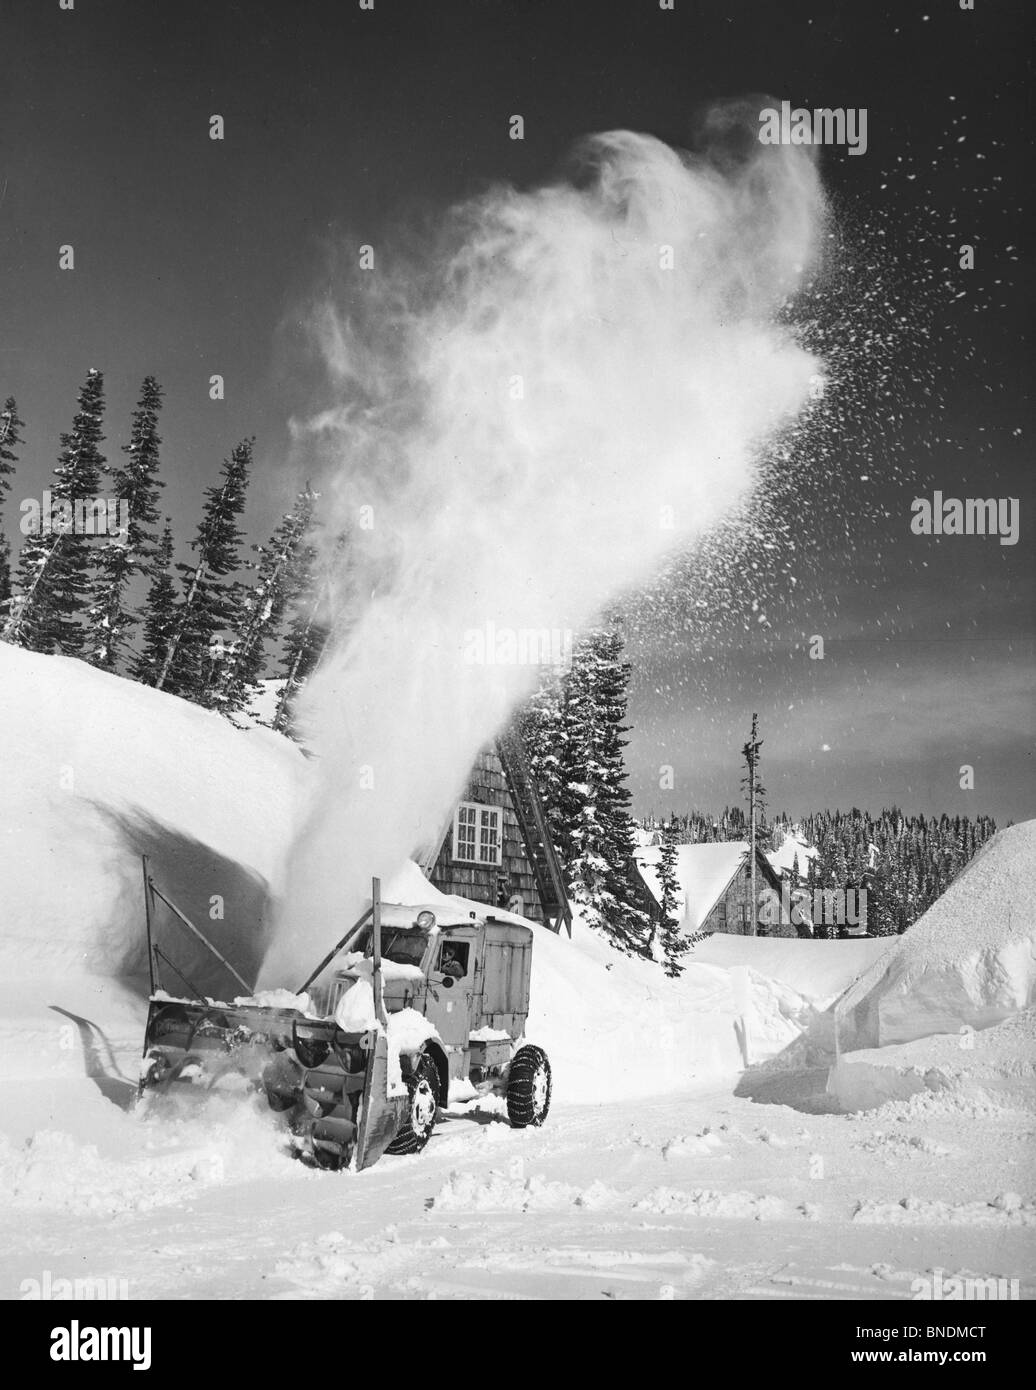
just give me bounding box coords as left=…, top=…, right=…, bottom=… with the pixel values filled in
left=357, top=927, right=426, bottom=968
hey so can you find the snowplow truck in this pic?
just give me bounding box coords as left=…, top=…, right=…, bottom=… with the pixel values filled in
left=138, top=870, right=552, bottom=1171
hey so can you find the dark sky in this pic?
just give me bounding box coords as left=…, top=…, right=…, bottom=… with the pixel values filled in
left=1, top=0, right=1032, bottom=822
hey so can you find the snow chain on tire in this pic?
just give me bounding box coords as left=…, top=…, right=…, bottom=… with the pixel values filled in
left=506, top=1044, right=552, bottom=1128
left=385, top=1051, right=440, bottom=1156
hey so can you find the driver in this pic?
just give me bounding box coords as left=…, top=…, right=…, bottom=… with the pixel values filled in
left=439, top=943, right=466, bottom=979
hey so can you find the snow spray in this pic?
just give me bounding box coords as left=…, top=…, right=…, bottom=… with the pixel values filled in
left=261, top=104, right=826, bottom=984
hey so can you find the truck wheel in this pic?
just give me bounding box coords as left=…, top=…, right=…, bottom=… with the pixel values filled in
left=506, top=1045, right=551, bottom=1128
left=386, top=1052, right=439, bottom=1156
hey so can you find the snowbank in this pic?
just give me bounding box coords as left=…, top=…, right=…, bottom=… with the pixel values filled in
left=693, top=933, right=893, bottom=1009
left=521, top=916, right=814, bottom=1102
left=839, top=822, right=1036, bottom=1049
left=827, top=1007, right=1036, bottom=1113
left=0, top=644, right=308, bottom=988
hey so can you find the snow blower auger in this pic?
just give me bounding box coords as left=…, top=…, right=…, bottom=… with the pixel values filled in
left=137, top=861, right=552, bottom=1171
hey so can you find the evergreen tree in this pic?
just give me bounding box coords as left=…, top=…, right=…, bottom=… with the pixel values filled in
left=656, top=824, right=688, bottom=976
left=526, top=625, right=652, bottom=956
left=157, top=438, right=252, bottom=703
left=131, top=520, right=178, bottom=684
left=740, top=713, right=766, bottom=935
left=6, top=369, right=107, bottom=655
left=218, top=486, right=317, bottom=717
left=85, top=376, right=165, bottom=670
left=0, top=397, right=24, bottom=612
left=272, top=530, right=356, bottom=734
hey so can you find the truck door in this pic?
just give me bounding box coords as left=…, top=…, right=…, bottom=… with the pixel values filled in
left=426, top=929, right=480, bottom=1062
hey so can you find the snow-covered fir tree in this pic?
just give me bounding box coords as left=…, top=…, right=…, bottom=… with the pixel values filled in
left=525, top=625, right=652, bottom=957
left=131, top=520, right=179, bottom=685
left=656, top=823, right=688, bottom=976
left=0, top=397, right=24, bottom=612
left=7, top=370, right=107, bottom=655
left=157, top=438, right=251, bottom=704
left=272, top=530, right=353, bottom=734
left=84, top=376, right=165, bottom=671
left=218, top=486, right=317, bottom=717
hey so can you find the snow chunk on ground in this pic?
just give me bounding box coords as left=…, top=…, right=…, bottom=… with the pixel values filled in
left=852, top=1194, right=1035, bottom=1227
left=635, top=1187, right=816, bottom=1221
left=430, top=1169, right=621, bottom=1213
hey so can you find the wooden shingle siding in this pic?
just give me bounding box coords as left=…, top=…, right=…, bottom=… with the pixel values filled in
left=700, top=851, right=799, bottom=938
left=429, top=746, right=544, bottom=923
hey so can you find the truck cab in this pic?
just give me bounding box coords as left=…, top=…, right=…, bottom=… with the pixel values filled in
left=321, top=904, right=533, bottom=1084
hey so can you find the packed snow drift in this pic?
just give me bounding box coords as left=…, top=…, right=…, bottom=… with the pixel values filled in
left=836, top=821, right=1036, bottom=1051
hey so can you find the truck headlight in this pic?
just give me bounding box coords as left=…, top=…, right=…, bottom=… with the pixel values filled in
left=416, top=910, right=436, bottom=930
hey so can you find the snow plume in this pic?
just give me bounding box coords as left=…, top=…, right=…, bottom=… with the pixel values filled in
left=261, top=110, right=826, bottom=985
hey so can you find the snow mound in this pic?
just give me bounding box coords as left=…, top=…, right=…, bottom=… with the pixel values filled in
left=0, top=643, right=307, bottom=987
left=634, top=1187, right=817, bottom=1221
left=693, top=933, right=893, bottom=1009
left=430, top=1169, right=620, bottom=1213
left=0, top=1092, right=305, bottom=1215
left=852, top=1194, right=1035, bottom=1227
left=842, top=822, right=1036, bottom=1048
left=827, top=1007, right=1036, bottom=1113
left=522, top=916, right=817, bottom=1102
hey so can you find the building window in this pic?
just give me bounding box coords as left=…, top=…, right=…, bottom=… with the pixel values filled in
left=453, top=802, right=502, bottom=866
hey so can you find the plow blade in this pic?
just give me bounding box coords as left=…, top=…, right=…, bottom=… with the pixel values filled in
left=354, top=1031, right=408, bottom=1172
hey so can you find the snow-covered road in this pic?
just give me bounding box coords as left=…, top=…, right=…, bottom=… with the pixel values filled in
left=3, top=1079, right=1032, bottom=1302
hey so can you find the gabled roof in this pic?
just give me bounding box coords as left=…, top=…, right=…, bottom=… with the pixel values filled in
left=636, top=840, right=780, bottom=933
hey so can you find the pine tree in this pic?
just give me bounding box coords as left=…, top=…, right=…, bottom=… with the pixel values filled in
left=218, top=486, right=317, bottom=717
left=656, top=824, right=688, bottom=976
left=131, top=520, right=178, bottom=684
left=0, top=397, right=24, bottom=613
left=84, top=376, right=165, bottom=670
left=741, top=713, right=766, bottom=936
left=157, top=438, right=252, bottom=703
left=520, top=672, right=567, bottom=847
left=528, top=625, right=652, bottom=956
left=6, top=370, right=107, bottom=655
left=272, top=530, right=355, bottom=734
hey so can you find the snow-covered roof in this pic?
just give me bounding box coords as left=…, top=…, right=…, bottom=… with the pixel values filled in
left=636, top=841, right=755, bottom=933
left=765, top=829, right=819, bottom=883
left=379, top=859, right=536, bottom=932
